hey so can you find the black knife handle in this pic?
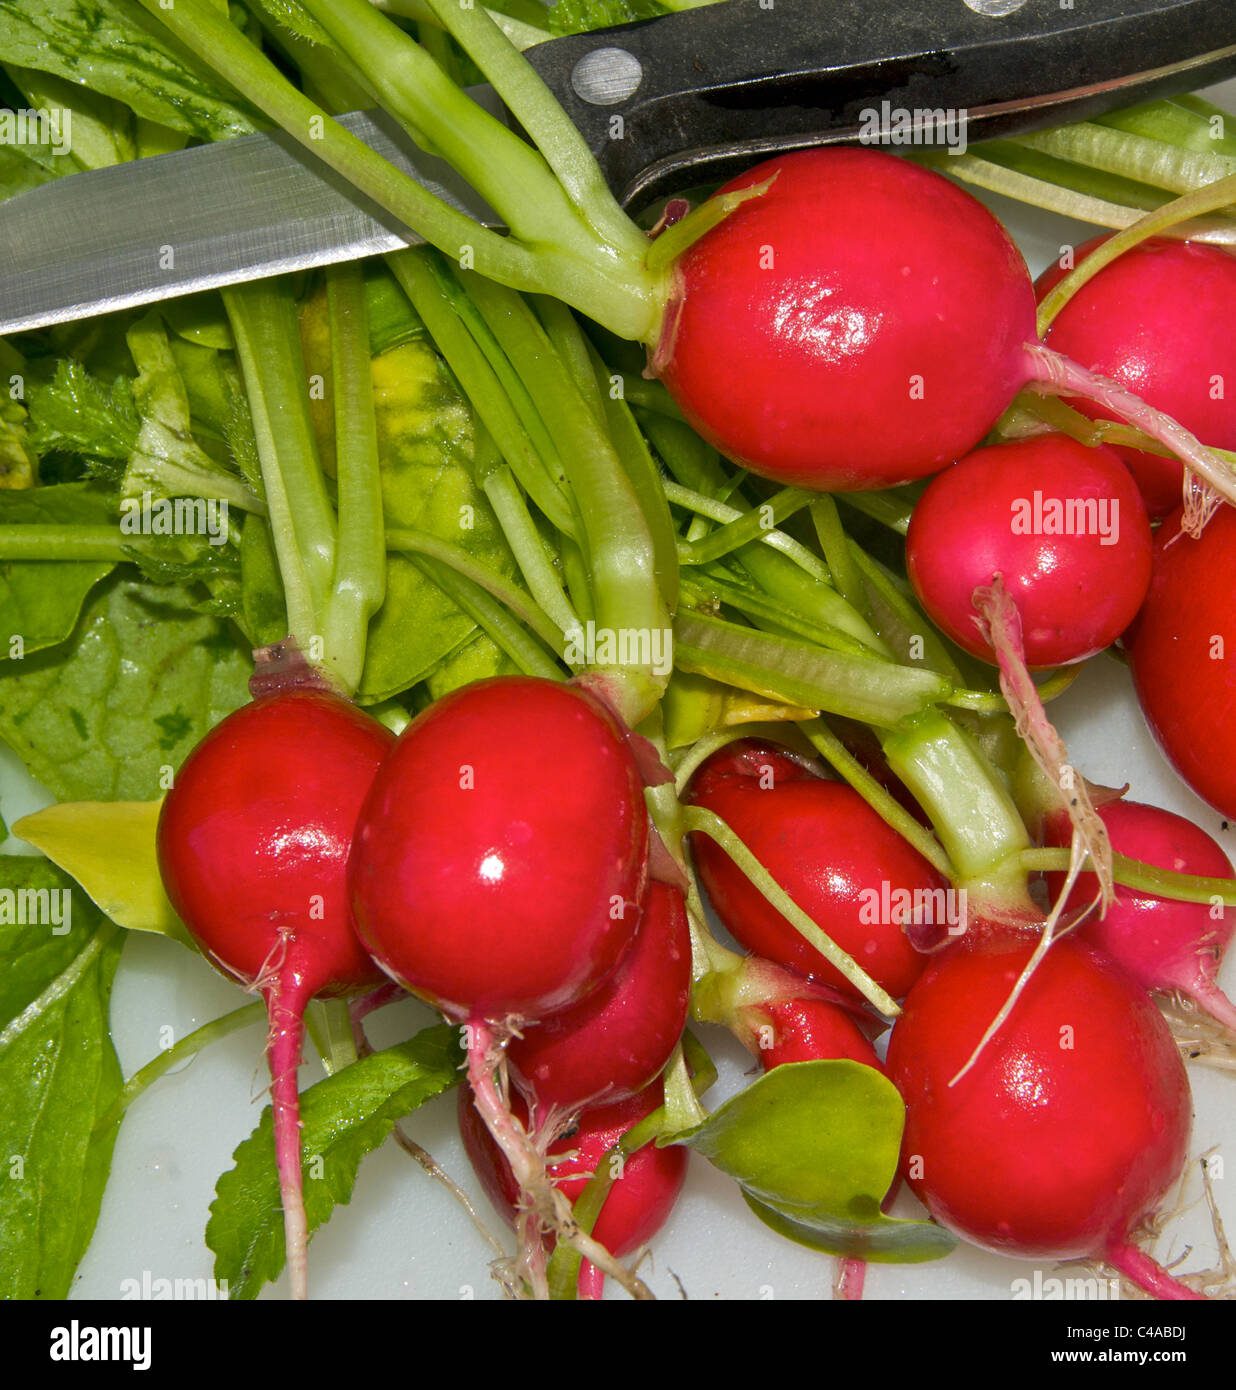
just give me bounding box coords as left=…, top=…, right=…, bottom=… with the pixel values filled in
left=522, top=0, right=1236, bottom=210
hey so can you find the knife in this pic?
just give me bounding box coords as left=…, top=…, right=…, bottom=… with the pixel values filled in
left=1, top=0, right=1234, bottom=336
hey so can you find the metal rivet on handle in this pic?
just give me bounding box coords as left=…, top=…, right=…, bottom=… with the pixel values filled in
left=570, top=48, right=644, bottom=106
left=963, top=0, right=1029, bottom=14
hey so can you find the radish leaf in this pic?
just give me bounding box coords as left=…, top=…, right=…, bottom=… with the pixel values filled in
left=0, top=0, right=261, bottom=141
left=13, top=799, right=193, bottom=948
left=0, top=858, right=122, bottom=1298
left=0, top=571, right=251, bottom=802
left=674, top=1060, right=956, bottom=1263
left=207, top=1024, right=463, bottom=1299
left=0, top=483, right=118, bottom=656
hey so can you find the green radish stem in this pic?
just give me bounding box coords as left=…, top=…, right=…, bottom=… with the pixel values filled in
left=678, top=571, right=880, bottom=660
left=679, top=487, right=815, bottom=566
left=406, top=550, right=566, bottom=680
left=223, top=280, right=336, bottom=655
left=663, top=481, right=831, bottom=582
left=385, top=526, right=564, bottom=653
left=137, top=0, right=663, bottom=339
left=1037, top=171, right=1236, bottom=334
left=135, top=0, right=559, bottom=304
left=680, top=804, right=899, bottom=1016
left=674, top=609, right=951, bottom=728
left=1022, top=848, right=1236, bottom=908
left=387, top=250, right=580, bottom=541
left=320, top=263, right=386, bottom=694
left=92, top=1001, right=265, bottom=1136
left=798, top=717, right=953, bottom=880
left=882, top=709, right=1035, bottom=917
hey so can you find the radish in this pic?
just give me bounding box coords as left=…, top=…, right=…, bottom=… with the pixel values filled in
left=685, top=738, right=945, bottom=1001
left=905, top=434, right=1152, bottom=670
left=656, top=149, right=1236, bottom=502
left=906, top=433, right=1152, bottom=899
left=507, top=881, right=691, bottom=1119
left=1035, top=235, right=1236, bottom=519
left=1126, top=503, right=1236, bottom=819
left=886, top=929, right=1201, bottom=1299
left=156, top=685, right=395, bottom=1300
left=740, top=995, right=888, bottom=1075
left=457, top=1079, right=688, bottom=1300
left=347, top=673, right=652, bottom=1295
left=349, top=675, right=647, bottom=1021
left=1044, top=799, right=1236, bottom=1034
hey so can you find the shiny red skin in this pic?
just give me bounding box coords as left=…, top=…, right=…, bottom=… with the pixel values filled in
left=658, top=146, right=1037, bottom=491
left=1044, top=799, right=1235, bottom=998
left=1036, top=236, right=1236, bottom=519
left=686, top=739, right=941, bottom=1000
left=156, top=689, right=395, bottom=999
left=1126, top=504, right=1236, bottom=817
left=886, top=932, right=1191, bottom=1261
left=458, top=1082, right=688, bottom=1259
left=905, top=434, right=1152, bottom=668
left=747, top=996, right=887, bottom=1074
left=507, top=882, right=691, bottom=1115
left=348, top=676, right=648, bottom=1021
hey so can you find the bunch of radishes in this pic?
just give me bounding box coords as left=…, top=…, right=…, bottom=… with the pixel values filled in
left=151, top=136, right=1236, bottom=1301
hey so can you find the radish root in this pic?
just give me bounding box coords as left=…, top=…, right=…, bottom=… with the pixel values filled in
left=465, top=1019, right=655, bottom=1301
left=1023, top=343, right=1236, bottom=536
left=264, top=976, right=311, bottom=1301
left=973, top=576, right=1114, bottom=912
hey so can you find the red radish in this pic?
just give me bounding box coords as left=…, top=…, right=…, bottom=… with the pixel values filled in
left=905, top=434, right=1152, bottom=669
left=1036, top=235, right=1236, bottom=518
left=458, top=1079, right=688, bottom=1300
left=657, top=147, right=1234, bottom=503
left=886, top=929, right=1200, bottom=1299
left=507, top=881, right=691, bottom=1118
left=906, top=433, right=1153, bottom=905
left=347, top=674, right=651, bottom=1295
left=739, top=994, right=888, bottom=1075
left=659, top=147, right=1036, bottom=490
left=156, top=687, right=395, bottom=1300
left=1044, top=799, right=1236, bottom=1033
left=349, top=675, right=648, bottom=1022
left=1126, top=503, right=1236, bottom=819
left=685, top=738, right=945, bottom=1000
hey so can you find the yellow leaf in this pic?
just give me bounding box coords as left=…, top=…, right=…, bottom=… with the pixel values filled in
left=13, top=800, right=195, bottom=949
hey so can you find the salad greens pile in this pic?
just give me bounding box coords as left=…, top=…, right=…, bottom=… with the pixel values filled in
left=1, top=0, right=1234, bottom=1300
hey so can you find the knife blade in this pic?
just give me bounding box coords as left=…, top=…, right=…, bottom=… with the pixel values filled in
left=1, top=0, right=1234, bottom=336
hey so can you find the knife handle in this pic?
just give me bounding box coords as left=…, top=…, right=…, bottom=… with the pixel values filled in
left=523, top=0, right=1236, bottom=210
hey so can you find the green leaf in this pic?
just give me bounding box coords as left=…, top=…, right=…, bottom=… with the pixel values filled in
left=0, top=482, right=118, bottom=657
left=674, top=1060, right=956, bottom=1263
left=0, top=142, right=70, bottom=201
left=26, top=360, right=140, bottom=463
left=0, top=858, right=123, bottom=1299
left=207, top=1024, right=463, bottom=1299
left=0, top=570, right=251, bottom=802
left=13, top=799, right=193, bottom=948
left=423, top=627, right=519, bottom=701
left=743, top=1192, right=957, bottom=1264
left=0, top=0, right=261, bottom=141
